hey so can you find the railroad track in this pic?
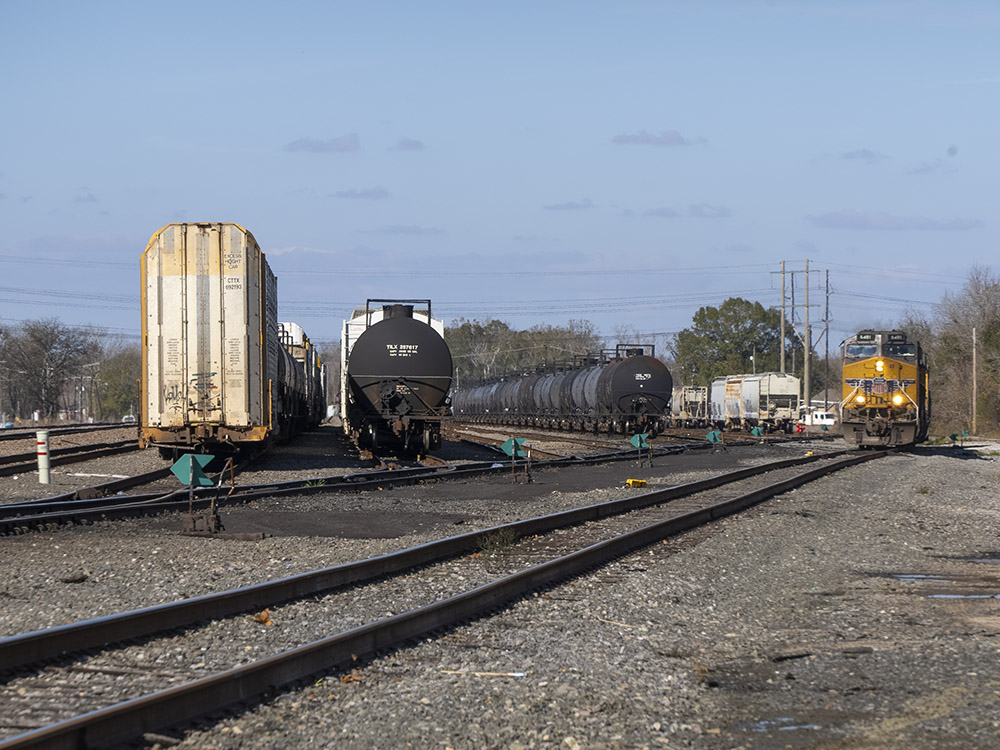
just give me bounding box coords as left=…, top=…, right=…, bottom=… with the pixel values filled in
left=0, top=440, right=704, bottom=535
left=0, top=441, right=140, bottom=479
left=0, top=449, right=883, bottom=749
left=450, top=432, right=566, bottom=460
left=448, top=423, right=627, bottom=451
left=0, top=424, right=128, bottom=444
left=451, top=421, right=831, bottom=451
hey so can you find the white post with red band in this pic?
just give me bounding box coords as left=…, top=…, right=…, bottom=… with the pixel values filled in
left=37, top=430, right=50, bottom=484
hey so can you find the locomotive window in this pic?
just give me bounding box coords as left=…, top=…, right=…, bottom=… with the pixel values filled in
left=883, top=343, right=916, bottom=358
left=845, top=344, right=877, bottom=359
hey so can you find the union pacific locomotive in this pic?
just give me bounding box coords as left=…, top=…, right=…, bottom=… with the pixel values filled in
left=452, top=345, right=673, bottom=435
left=840, top=330, right=930, bottom=447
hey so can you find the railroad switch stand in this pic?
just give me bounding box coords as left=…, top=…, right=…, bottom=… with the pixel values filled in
left=183, top=510, right=223, bottom=534
left=172, top=453, right=225, bottom=535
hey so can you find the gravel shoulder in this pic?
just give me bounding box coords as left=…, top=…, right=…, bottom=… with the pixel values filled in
left=2, top=439, right=999, bottom=748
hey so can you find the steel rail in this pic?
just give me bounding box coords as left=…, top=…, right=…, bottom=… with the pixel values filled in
left=0, top=449, right=883, bottom=750
left=0, top=442, right=698, bottom=533
left=16, top=467, right=175, bottom=503
left=0, top=424, right=127, bottom=443
left=0, top=448, right=856, bottom=671
left=0, top=441, right=139, bottom=478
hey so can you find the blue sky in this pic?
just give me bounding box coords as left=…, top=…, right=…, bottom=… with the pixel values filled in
left=1, top=1, right=996, bottom=350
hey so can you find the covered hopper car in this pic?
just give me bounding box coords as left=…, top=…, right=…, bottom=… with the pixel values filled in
left=452, top=345, right=673, bottom=435
left=140, top=223, right=325, bottom=456
left=341, top=300, right=453, bottom=452
left=709, top=372, right=801, bottom=432
left=670, top=385, right=709, bottom=427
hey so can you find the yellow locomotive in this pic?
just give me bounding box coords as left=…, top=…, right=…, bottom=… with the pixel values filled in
left=840, top=330, right=930, bottom=447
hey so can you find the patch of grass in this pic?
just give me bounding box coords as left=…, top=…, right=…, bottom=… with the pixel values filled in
left=916, top=486, right=931, bottom=495
left=303, top=479, right=326, bottom=488
left=478, top=527, right=517, bottom=554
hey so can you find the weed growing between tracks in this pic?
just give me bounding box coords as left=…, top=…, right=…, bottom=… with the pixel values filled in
left=478, top=527, right=518, bottom=573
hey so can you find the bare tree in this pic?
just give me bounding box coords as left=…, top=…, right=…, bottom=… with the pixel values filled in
left=931, top=266, right=1000, bottom=434
left=446, top=319, right=604, bottom=385
left=1, top=319, right=99, bottom=420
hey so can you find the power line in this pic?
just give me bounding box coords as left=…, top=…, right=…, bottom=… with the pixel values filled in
left=833, top=289, right=942, bottom=308
left=0, top=253, right=133, bottom=269
left=273, top=263, right=778, bottom=278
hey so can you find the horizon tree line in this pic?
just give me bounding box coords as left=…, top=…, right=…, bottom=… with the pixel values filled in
left=5, top=266, right=995, bottom=436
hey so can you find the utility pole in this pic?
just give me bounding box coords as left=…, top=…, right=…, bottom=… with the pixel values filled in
left=804, top=259, right=811, bottom=413
left=973, top=327, right=978, bottom=435
left=780, top=261, right=786, bottom=373
left=772, top=261, right=821, bottom=412
left=824, top=270, right=830, bottom=409
left=790, top=273, right=796, bottom=373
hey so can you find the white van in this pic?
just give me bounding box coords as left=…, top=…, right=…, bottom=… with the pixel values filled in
left=799, top=408, right=837, bottom=428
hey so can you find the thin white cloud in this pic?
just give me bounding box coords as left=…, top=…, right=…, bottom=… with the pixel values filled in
left=612, top=129, right=706, bottom=146
left=808, top=209, right=982, bottom=231
left=334, top=187, right=390, bottom=200
left=284, top=134, right=361, bottom=153
left=365, top=225, right=445, bottom=236
left=391, top=137, right=425, bottom=151
left=638, top=205, right=730, bottom=218
left=642, top=207, right=679, bottom=218
left=688, top=203, right=731, bottom=219
left=909, top=146, right=959, bottom=175
left=267, top=245, right=339, bottom=257
left=542, top=198, right=593, bottom=211
left=841, top=148, right=888, bottom=163
left=908, top=160, right=951, bottom=175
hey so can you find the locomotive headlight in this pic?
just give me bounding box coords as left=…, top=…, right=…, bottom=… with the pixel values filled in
left=875, top=360, right=885, bottom=372
left=892, top=394, right=904, bottom=405
left=855, top=395, right=866, bottom=404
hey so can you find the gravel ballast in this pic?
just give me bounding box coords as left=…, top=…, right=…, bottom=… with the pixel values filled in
left=2, top=440, right=999, bottom=748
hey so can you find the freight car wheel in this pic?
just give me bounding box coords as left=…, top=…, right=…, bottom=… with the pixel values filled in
left=423, top=428, right=432, bottom=453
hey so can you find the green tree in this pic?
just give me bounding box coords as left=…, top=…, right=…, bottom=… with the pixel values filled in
left=445, top=319, right=604, bottom=385
left=670, top=298, right=798, bottom=386
left=95, top=345, right=141, bottom=419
